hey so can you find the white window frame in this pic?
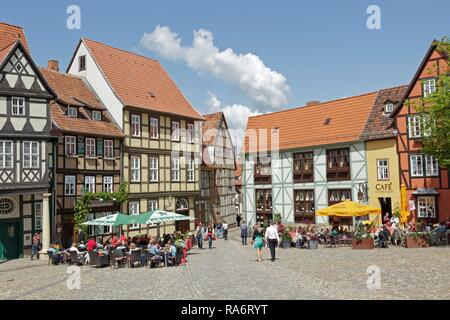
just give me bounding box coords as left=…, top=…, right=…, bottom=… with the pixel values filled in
left=410, top=154, right=424, bottom=177
left=131, top=115, right=141, bottom=137
left=129, top=201, right=140, bottom=230
left=149, top=157, right=158, bottom=182
left=103, top=176, right=113, bottom=193
left=84, top=176, right=95, bottom=193
left=0, top=140, right=13, bottom=169
left=148, top=199, right=158, bottom=211
left=408, top=115, right=422, bottom=138
left=187, top=123, right=194, bottom=143
left=150, top=117, right=159, bottom=139
left=92, top=110, right=101, bottom=121
left=187, top=158, right=195, bottom=182
left=64, top=175, right=76, bottom=196
left=384, top=103, right=394, bottom=114
left=23, top=141, right=39, bottom=169
left=377, top=159, right=389, bottom=180
left=85, top=138, right=96, bottom=158
left=172, top=157, right=180, bottom=182
left=67, top=107, right=78, bottom=118
left=34, top=202, right=42, bottom=230
left=423, top=78, right=436, bottom=97
left=104, top=139, right=114, bottom=159
left=11, top=97, right=25, bottom=116
left=425, top=154, right=439, bottom=177
left=131, top=156, right=141, bottom=182
left=417, top=196, right=436, bottom=218
left=65, top=136, right=76, bottom=157
left=171, top=121, right=180, bottom=141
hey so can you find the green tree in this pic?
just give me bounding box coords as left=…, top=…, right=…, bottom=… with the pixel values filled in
left=419, top=37, right=450, bottom=167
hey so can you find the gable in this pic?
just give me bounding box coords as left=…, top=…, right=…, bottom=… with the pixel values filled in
left=0, top=43, right=53, bottom=97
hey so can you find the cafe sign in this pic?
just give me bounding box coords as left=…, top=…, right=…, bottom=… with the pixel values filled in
left=375, top=181, right=393, bottom=193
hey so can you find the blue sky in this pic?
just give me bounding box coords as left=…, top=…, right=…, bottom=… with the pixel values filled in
left=1, top=0, right=449, bottom=147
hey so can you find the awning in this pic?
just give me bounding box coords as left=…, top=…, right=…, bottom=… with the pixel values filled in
left=412, top=188, right=439, bottom=195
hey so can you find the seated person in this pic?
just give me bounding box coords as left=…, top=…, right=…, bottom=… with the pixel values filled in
left=407, top=221, right=417, bottom=232
left=47, top=244, right=64, bottom=264
left=68, top=243, right=86, bottom=262
left=78, top=241, right=87, bottom=252
left=378, top=226, right=389, bottom=248
left=431, top=222, right=447, bottom=234
left=116, top=240, right=128, bottom=251
left=148, top=242, right=163, bottom=265
left=165, top=239, right=177, bottom=266
left=87, top=237, right=97, bottom=252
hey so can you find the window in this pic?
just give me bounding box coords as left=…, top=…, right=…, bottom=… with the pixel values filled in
left=171, top=157, right=180, bottom=181
left=148, top=199, right=158, bottom=211
left=34, top=203, right=42, bottom=230
left=410, top=155, right=423, bottom=177
left=149, top=157, right=158, bottom=182
left=129, top=201, right=139, bottom=230
left=92, top=111, right=101, bottom=121
left=201, top=171, right=210, bottom=189
left=377, top=159, right=389, bottom=180
left=65, top=136, right=76, bottom=157
left=64, top=175, right=76, bottom=196
left=23, top=141, right=39, bottom=168
left=131, top=115, right=141, bottom=137
left=85, top=138, right=96, bottom=158
left=150, top=117, right=159, bottom=139
left=87, top=212, right=114, bottom=235
left=84, top=176, right=95, bottom=193
left=171, top=121, right=180, bottom=141
left=104, top=139, right=114, bottom=159
left=293, top=152, right=314, bottom=182
left=417, top=197, right=436, bottom=218
left=79, top=55, right=86, bottom=71
left=187, top=158, right=195, bottom=182
left=0, top=198, right=15, bottom=215
left=384, top=103, right=394, bottom=114
left=0, top=141, right=13, bottom=169
left=254, top=155, right=271, bottom=184
left=255, top=189, right=272, bottom=223
left=425, top=155, right=438, bottom=177
left=408, top=115, right=422, bottom=138
left=130, top=156, right=141, bottom=182
left=11, top=97, right=25, bottom=116
left=326, top=148, right=350, bottom=181
left=187, top=123, right=194, bottom=143
left=423, top=79, right=436, bottom=97
left=328, top=189, right=352, bottom=225
left=103, top=176, right=113, bottom=193
left=294, top=190, right=315, bottom=223
left=67, top=107, right=78, bottom=118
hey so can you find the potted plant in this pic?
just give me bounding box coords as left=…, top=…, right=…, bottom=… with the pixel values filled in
left=352, top=224, right=374, bottom=249
left=306, top=230, right=318, bottom=249
left=281, top=230, right=292, bottom=249
left=405, top=232, right=430, bottom=248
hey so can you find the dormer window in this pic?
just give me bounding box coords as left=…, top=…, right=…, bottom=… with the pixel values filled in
left=67, top=107, right=78, bottom=118
left=92, top=110, right=102, bottom=121
left=384, top=103, right=394, bottom=114
left=79, top=55, right=86, bottom=71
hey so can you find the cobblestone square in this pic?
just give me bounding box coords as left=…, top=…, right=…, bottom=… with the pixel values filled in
left=1, top=229, right=449, bottom=300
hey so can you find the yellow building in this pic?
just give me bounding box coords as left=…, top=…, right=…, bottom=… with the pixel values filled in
left=360, top=86, right=407, bottom=225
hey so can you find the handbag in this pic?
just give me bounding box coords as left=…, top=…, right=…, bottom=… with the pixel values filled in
left=204, top=234, right=208, bottom=241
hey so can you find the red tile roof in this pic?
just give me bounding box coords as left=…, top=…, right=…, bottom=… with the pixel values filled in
left=0, top=22, right=30, bottom=53
left=81, top=38, right=203, bottom=120
left=202, top=112, right=224, bottom=145
left=244, top=92, right=378, bottom=153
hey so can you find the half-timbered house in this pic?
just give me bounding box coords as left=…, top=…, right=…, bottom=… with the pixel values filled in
left=40, top=63, right=124, bottom=248
left=0, top=23, right=56, bottom=260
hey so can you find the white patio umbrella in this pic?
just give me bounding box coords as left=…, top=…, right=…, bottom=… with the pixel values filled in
left=144, top=210, right=195, bottom=225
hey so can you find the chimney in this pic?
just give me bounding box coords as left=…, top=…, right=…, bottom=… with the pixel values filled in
left=48, top=60, right=59, bottom=72
left=306, top=100, right=321, bottom=106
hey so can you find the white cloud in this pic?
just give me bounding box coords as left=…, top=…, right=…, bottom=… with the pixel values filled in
left=141, top=26, right=290, bottom=110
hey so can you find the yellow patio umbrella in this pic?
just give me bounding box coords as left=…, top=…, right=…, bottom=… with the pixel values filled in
left=316, top=200, right=381, bottom=217
left=400, top=184, right=409, bottom=224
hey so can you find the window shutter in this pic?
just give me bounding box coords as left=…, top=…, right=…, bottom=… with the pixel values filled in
left=96, top=138, right=103, bottom=156
left=77, top=136, right=85, bottom=155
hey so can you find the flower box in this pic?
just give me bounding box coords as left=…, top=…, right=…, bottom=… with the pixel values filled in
left=405, top=236, right=429, bottom=248
left=352, top=238, right=374, bottom=249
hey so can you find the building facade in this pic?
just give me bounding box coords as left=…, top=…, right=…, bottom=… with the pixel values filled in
left=40, top=64, right=124, bottom=248
left=392, top=42, right=449, bottom=223
left=0, top=23, right=55, bottom=259
left=195, top=112, right=236, bottom=225
left=242, top=93, right=377, bottom=227
left=67, top=38, right=203, bottom=234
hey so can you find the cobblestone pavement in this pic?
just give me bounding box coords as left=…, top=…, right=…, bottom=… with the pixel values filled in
left=1, top=228, right=449, bottom=300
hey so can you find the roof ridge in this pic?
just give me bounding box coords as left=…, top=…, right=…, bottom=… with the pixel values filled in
left=0, top=22, right=24, bottom=30
left=82, top=37, right=158, bottom=63
left=39, top=67, right=84, bottom=80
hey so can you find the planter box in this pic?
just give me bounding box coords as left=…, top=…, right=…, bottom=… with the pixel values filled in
left=352, top=238, right=374, bottom=249
left=282, top=240, right=291, bottom=249
left=307, top=240, right=318, bottom=249
left=405, top=236, right=429, bottom=248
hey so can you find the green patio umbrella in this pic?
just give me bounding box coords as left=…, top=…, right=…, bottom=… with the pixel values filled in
left=82, top=213, right=133, bottom=226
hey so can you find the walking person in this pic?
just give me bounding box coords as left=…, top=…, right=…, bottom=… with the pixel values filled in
left=265, top=220, right=280, bottom=262
left=253, top=226, right=264, bottom=262
left=206, top=224, right=215, bottom=249
left=236, top=213, right=241, bottom=227
left=30, top=232, right=41, bottom=260
left=195, top=223, right=205, bottom=249
left=240, top=220, right=248, bottom=245
left=222, top=220, right=229, bottom=240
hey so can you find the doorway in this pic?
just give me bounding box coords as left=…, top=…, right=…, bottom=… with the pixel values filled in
left=378, top=197, right=392, bottom=218
left=0, top=221, right=21, bottom=260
